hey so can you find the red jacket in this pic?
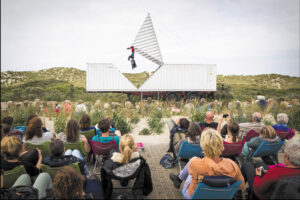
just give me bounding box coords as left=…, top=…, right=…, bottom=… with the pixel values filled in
left=128, top=46, right=135, bottom=53
left=253, top=165, right=300, bottom=199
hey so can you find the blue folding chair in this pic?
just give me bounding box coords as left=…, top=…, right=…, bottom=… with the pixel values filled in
left=177, top=141, right=203, bottom=171
left=247, top=140, right=285, bottom=164
left=185, top=178, right=242, bottom=199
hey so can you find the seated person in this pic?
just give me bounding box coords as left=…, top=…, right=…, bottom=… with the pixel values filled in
left=241, top=140, right=300, bottom=199
left=272, top=113, right=295, bottom=140
left=169, top=128, right=245, bottom=199
left=239, top=112, right=264, bottom=139
left=174, top=122, right=202, bottom=155
left=95, top=119, right=118, bottom=136
left=1, top=171, right=52, bottom=199
left=198, top=111, right=218, bottom=131
left=101, top=134, right=152, bottom=199
left=52, top=166, right=104, bottom=199
left=217, top=114, right=241, bottom=144
left=42, top=139, right=89, bottom=175
left=23, top=117, right=55, bottom=144
left=241, top=126, right=280, bottom=157
left=167, top=118, right=190, bottom=152
left=13, top=114, right=50, bottom=134
left=59, top=119, right=91, bottom=154
left=79, top=114, right=97, bottom=136
left=91, top=118, right=120, bottom=149
left=1, top=136, right=42, bottom=176
left=1, top=116, right=23, bottom=140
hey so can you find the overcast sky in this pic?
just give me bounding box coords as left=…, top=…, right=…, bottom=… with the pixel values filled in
left=1, top=0, right=299, bottom=76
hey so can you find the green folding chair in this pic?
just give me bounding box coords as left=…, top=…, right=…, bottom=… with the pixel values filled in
left=64, top=141, right=87, bottom=156
left=3, top=165, right=27, bottom=188
left=40, top=163, right=81, bottom=179
left=80, top=129, right=96, bottom=140
left=24, top=141, right=51, bottom=158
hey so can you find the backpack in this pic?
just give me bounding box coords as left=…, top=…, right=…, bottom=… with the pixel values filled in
left=160, top=153, right=176, bottom=169
left=1, top=185, right=38, bottom=199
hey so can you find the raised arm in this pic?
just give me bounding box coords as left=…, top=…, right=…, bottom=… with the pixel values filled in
left=217, top=115, right=224, bottom=134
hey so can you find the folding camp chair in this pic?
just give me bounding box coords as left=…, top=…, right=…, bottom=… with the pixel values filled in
left=177, top=141, right=203, bottom=171
left=3, top=165, right=27, bottom=188
left=275, top=129, right=295, bottom=140
left=247, top=140, right=285, bottom=164
left=221, top=140, right=245, bottom=168
left=184, top=176, right=242, bottom=199
left=243, top=129, right=260, bottom=142
left=80, top=129, right=96, bottom=140
left=40, top=163, right=81, bottom=179
left=90, top=139, right=118, bottom=174
left=24, top=141, right=51, bottom=158
left=65, top=141, right=87, bottom=157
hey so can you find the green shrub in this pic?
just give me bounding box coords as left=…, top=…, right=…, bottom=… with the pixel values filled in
left=139, top=128, right=151, bottom=135
left=130, top=114, right=140, bottom=124
left=147, top=110, right=164, bottom=134
left=91, top=110, right=103, bottom=126
left=112, top=112, right=132, bottom=135
left=54, top=114, right=66, bottom=134
left=287, top=105, right=300, bottom=131
left=191, top=110, right=205, bottom=122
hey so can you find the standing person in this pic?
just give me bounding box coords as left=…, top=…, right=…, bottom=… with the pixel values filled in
left=54, top=103, right=60, bottom=115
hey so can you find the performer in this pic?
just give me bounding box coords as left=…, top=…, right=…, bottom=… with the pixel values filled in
left=127, top=46, right=135, bottom=60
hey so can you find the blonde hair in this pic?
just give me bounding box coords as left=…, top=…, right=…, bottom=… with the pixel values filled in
left=1, top=136, right=23, bottom=160
left=119, top=134, right=135, bottom=164
left=260, top=126, right=276, bottom=139
left=200, top=128, right=224, bottom=158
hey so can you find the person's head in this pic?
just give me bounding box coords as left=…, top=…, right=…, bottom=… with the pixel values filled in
left=205, top=111, right=214, bottom=123
left=1, top=116, right=13, bottom=126
left=277, top=113, right=289, bottom=125
left=26, top=114, right=38, bottom=126
left=2, top=123, right=11, bottom=135
left=179, top=118, right=190, bottom=130
left=283, top=140, right=300, bottom=167
left=119, top=134, right=135, bottom=164
left=79, top=114, right=91, bottom=129
left=1, top=136, right=23, bottom=160
left=228, top=122, right=239, bottom=142
left=260, top=126, right=276, bottom=139
left=25, top=117, right=43, bottom=140
left=50, top=139, right=64, bottom=157
left=252, top=112, right=262, bottom=123
left=98, top=118, right=111, bottom=133
left=65, top=119, right=80, bottom=143
left=186, top=122, right=201, bottom=141
left=53, top=166, right=84, bottom=199
left=200, top=128, right=224, bottom=158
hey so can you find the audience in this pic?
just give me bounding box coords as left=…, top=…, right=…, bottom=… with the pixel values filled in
left=169, top=128, right=245, bottom=199
left=23, top=117, right=55, bottom=144
left=217, top=114, right=241, bottom=144
left=79, top=114, right=97, bottom=135
left=91, top=118, right=120, bottom=149
left=198, top=111, right=218, bottom=131
left=42, top=139, right=88, bottom=175
left=101, top=134, right=152, bottom=199
left=174, top=122, right=201, bottom=154
left=239, top=112, right=264, bottom=139
left=1, top=116, right=23, bottom=140
left=60, top=119, right=91, bottom=154
left=14, top=114, right=50, bottom=134
left=242, top=140, right=300, bottom=199
left=1, top=136, right=42, bottom=176
left=272, top=113, right=295, bottom=140
left=241, top=126, right=280, bottom=158
left=167, top=118, right=190, bottom=152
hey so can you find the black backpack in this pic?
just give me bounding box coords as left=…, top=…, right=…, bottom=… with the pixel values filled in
left=160, top=153, right=176, bottom=169
left=1, top=185, right=38, bottom=199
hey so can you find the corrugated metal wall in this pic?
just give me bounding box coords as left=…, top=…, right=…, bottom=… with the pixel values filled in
left=86, top=63, right=137, bottom=92
left=86, top=63, right=217, bottom=92
left=139, top=64, right=217, bottom=91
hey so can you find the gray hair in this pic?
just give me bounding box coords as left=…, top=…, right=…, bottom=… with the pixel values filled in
left=252, top=112, right=262, bottom=122
left=277, top=113, right=289, bottom=124
left=284, top=140, right=300, bottom=167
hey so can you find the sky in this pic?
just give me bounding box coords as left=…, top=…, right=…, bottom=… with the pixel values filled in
left=1, top=0, right=299, bottom=76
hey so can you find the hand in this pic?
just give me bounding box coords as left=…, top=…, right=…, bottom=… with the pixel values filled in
left=175, top=118, right=180, bottom=125
left=115, top=130, right=121, bottom=137
left=81, top=135, right=87, bottom=143
left=255, top=168, right=262, bottom=176
left=227, top=114, right=231, bottom=122
left=37, top=148, right=42, bottom=159
left=218, top=115, right=223, bottom=122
